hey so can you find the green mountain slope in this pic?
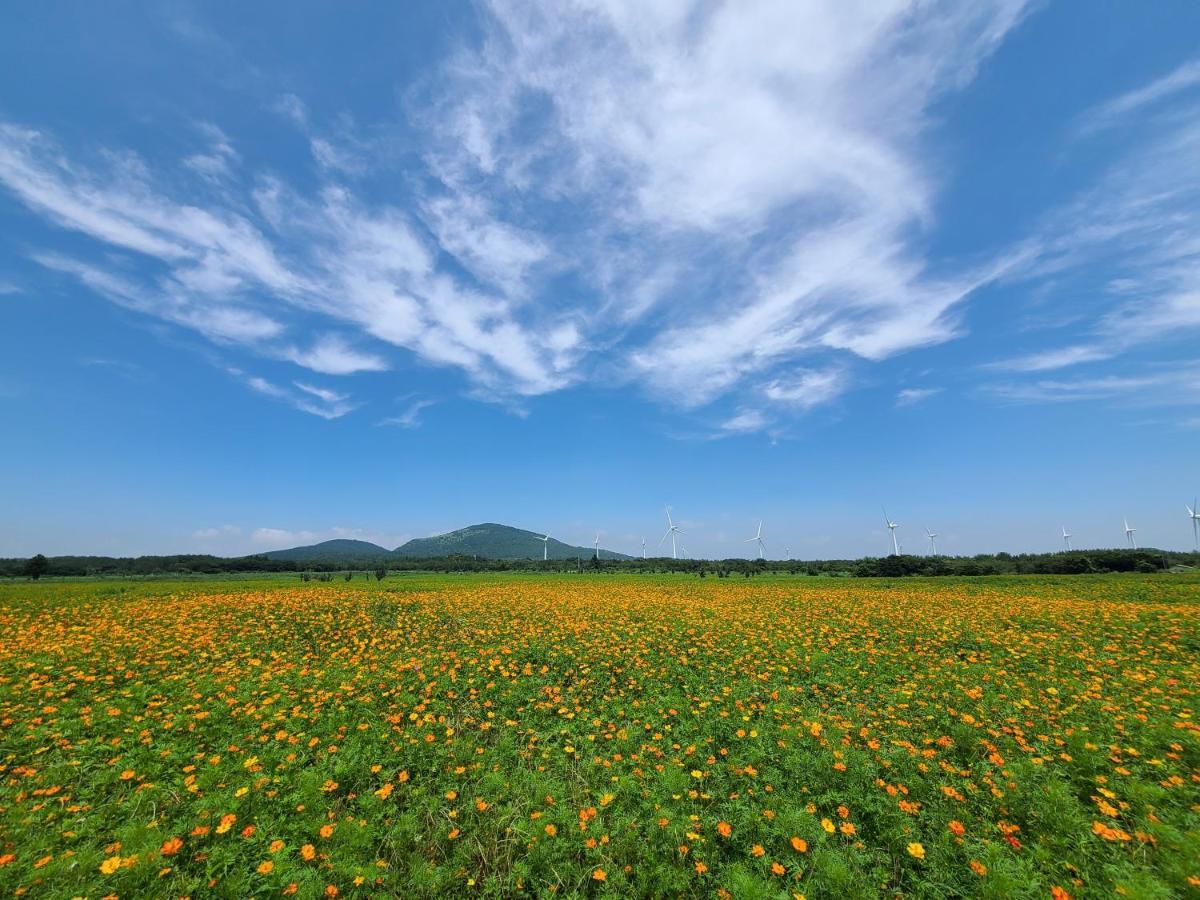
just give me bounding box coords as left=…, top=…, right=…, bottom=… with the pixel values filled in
left=392, top=523, right=631, bottom=560
left=263, top=539, right=390, bottom=562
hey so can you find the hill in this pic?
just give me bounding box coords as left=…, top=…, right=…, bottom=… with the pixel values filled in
left=393, top=523, right=631, bottom=560
left=263, top=539, right=390, bottom=562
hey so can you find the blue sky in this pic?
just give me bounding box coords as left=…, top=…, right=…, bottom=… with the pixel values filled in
left=2, top=1, right=1199, bottom=559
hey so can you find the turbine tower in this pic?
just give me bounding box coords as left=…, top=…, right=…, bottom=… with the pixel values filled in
left=1124, top=518, right=1137, bottom=549
left=539, top=532, right=550, bottom=561
left=594, top=532, right=601, bottom=559
left=1062, top=527, right=1072, bottom=551
left=744, top=520, right=766, bottom=559
left=1188, top=500, right=1200, bottom=551
left=882, top=508, right=900, bottom=556
left=659, top=506, right=684, bottom=560
left=925, top=527, right=938, bottom=556
left=641, top=537, right=647, bottom=559
left=784, top=545, right=791, bottom=561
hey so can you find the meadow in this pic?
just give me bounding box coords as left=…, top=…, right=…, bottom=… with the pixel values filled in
left=0, top=573, right=1197, bottom=898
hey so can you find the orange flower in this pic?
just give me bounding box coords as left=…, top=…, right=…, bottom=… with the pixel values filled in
left=839, top=822, right=856, bottom=836
left=160, top=837, right=183, bottom=856
left=694, top=861, right=708, bottom=874
left=257, top=860, right=274, bottom=875
left=319, top=824, right=335, bottom=839
left=1051, top=888, right=1071, bottom=900
left=969, top=860, right=988, bottom=876
left=300, top=844, right=316, bottom=861
left=592, top=869, right=607, bottom=882
left=717, top=821, right=732, bottom=838
left=790, top=836, right=808, bottom=853
left=374, top=783, right=394, bottom=800
left=771, top=862, right=786, bottom=876
left=751, top=844, right=766, bottom=857
left=544, top=824, right=557, bottom=836
left=948, top=821, right=965, bottom=837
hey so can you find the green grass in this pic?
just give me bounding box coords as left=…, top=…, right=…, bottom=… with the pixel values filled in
left=0, top=573, right=1197, bottom=897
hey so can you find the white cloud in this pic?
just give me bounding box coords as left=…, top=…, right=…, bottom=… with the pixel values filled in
left=763, top=368, right=848, bottom=410
left=193, top=524, right=240, bottom=539
left=378, top=398, right=435, bottom=429
left=183, top=123, right=239, bottom=181
left=718, top=409, right=770, bottom=435
left=233, top=369, right=356, bottom=419
left=896, top=387, right=942, bottom=406
left=428, top=0, right=1032, bottom=407
left=1075, top=57, right=1200, bottom=136
left=998, top=80, right=1200, bottom=379
left=988, top=344, right=1114, bottom=373
left=285, top=334, right=388, bottom=375
left=984, top=368, right=1200, bottom=404
left=0, top=2, right=1041, bottom=424
left=274, top=93, right=308, bottom=126
left=250, top=526, right=408, bottom=550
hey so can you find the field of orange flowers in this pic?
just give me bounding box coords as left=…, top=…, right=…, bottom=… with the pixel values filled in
left=0, top=573, right=1197, bottom=898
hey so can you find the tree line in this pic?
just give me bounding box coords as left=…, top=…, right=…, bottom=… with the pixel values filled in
left=2, top=548, right=1195, bottom=579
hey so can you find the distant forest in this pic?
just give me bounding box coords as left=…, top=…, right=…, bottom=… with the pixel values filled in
left=2, top=548, right=1196, bottom=578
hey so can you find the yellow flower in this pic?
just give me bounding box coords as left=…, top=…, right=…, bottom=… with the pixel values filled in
left=906, top=842, right=925, bottom=860
left=821, top=818, right=835, bottom=834
left=100, top=856, right=122, bottom=875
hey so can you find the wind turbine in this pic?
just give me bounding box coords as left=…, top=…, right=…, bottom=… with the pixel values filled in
left=925, top=528, right=938, bottom=556
left=641, top=537, right=647, bottom=559
left=659, top=507, right=684, bottom=560
left=1124, top=518, right=1137, bottom=549
left=744, top=520, right=766, bottom=559
left=1188, top=500, right=1200, bottom=551
left=882, top=508, right=900, bottom=556
left=784, top=546, right=791, bottom=561
left=1061, top=527, right=1072, bottom=551
left=539, top=532, right=550, bottom=561
left=594, top=532, right=601, bottom=559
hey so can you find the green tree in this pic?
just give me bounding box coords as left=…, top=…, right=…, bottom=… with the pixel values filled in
left=24, top=554, right=49, bottom=580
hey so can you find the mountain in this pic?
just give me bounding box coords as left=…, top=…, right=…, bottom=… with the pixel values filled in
left=393, top=523, right=632, bottom=560
left=262, top=539, right=390, bottom=562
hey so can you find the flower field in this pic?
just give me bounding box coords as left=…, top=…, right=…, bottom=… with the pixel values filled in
left=0, top=574, right=1197, bottom=898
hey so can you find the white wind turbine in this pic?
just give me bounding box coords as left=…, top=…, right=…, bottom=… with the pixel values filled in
left=882, top=508, right=900, bottom=556
left=1124, top=518, right=1137, bottom=549
left=659, top=507, right=684, bottom=560
left=744, top=520, right=766, bottom=559
left=784, top=546, right=791, bottom=561
left=641, top=537, right=647, bottom=559
left=1062, top=527, right=1072, bottom=551
left=925, top=527, right=938, bottom=556
left=539, top=532, right=551, bottom=561
left=1188, top=500, right=1200, bottom=551
left=594, top=532, right=601, bottom=559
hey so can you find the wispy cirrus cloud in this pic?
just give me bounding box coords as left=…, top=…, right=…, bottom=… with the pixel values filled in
left=249, top=525, right=409, bottom=550
left=1075, top=56, right=1200, bottom=136
left=989, top=69, right=1200, bottom=386
left=0, top=2, right=1041, bottom=432
left=896, top=387, right=942, bottom=406
left=377, top=398, right=436, bottom=429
